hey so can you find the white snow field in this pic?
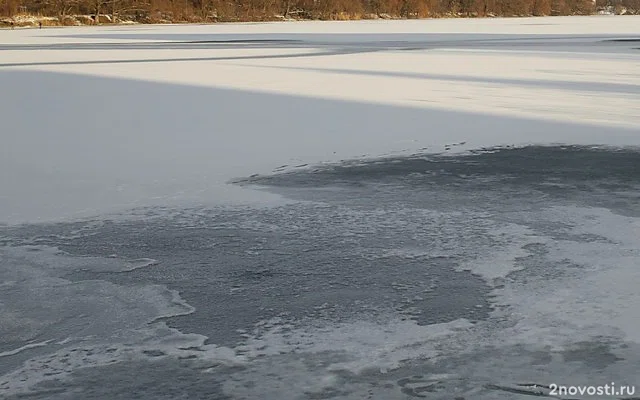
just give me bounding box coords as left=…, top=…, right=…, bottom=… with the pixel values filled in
left=1, top=16, right=640, bottom=400
left=1, top=16, right=639, bottom=224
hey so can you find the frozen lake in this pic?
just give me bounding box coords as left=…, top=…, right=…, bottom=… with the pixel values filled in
left=1, top=16, right=640, bottom=399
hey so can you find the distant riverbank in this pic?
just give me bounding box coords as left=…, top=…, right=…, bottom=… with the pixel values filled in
left=1, top=2, right=637, bottom=29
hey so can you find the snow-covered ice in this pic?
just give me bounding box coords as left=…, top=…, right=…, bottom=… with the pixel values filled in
left=1, top=16, right=640, bottom=400
left=1, top=16, right=639, bottom=224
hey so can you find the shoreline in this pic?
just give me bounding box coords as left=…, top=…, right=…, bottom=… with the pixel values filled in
left=0, top=10, right=633, bottom=29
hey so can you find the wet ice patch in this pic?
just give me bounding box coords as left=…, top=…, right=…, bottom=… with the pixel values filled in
left=0, top=245, right=144, bottom=275
left=456, top=223, right=542, bottom=282
left=220, top=316, right=475, bottom=399
left=122, top=257, right=159, bottom=272
left=2, top=145, right=639, bottom=398
left=0, top=341, right=53, bottom=358
left=0, top=322, right=242, bottom=398
left=0, top=245, right=242, bottom=397
left=491, top=206, right=640, bottom=349
left=235, top=316, right=474, bottom=374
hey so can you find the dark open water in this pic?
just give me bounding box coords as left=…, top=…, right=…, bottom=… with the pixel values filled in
left=1, top=145, right=639, bottom=399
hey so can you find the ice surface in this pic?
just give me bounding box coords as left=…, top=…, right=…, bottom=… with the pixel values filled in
left=0, top=341, right=52, bottom=358
left=456, top=222, right=539, bottom=281
left=123, top=257, right=159, bottom=271
left=1, top=16, right=640, bottom=224
left=495, top=206, right=640, bottom=347
left=0, top=245, right=241, bottom=396
left=1, top=16, right=640, bottom=399
left=236, top=316, right=474, bottom=373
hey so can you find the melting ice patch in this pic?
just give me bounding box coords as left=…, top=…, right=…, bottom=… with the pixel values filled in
left=235, top=316, right=474, bottom=374
left=491, top=206, right=640, bottom=350
left=456, top=222, right=543, bottom=282
left=0, top=322, right=242, bottom=397
left=122, top=257, right=159, bottom=272
left=221, top=316, right=476, bottom=399
left=0, top=245, right=240, bottom=397
left=2, top=145, right=640, bottom=398
left=0, top=341, right=53, bottom=358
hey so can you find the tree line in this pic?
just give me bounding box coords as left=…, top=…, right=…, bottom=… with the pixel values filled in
left=1, top=0, right=638, bottom=25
